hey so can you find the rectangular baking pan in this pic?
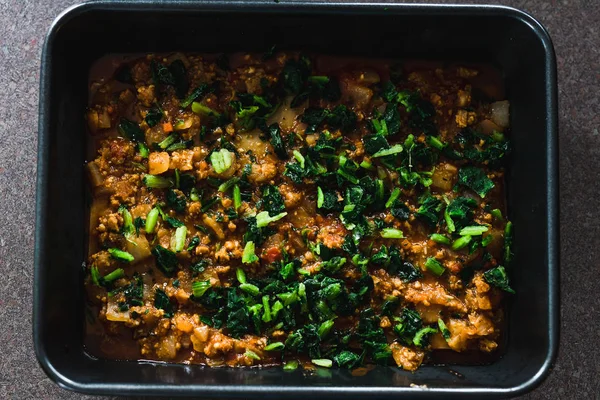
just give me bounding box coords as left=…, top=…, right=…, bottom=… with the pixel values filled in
left=34, top=1, right=559, bottom=397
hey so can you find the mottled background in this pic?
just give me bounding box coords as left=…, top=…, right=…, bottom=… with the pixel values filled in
left=0, top=0, right=597, bottom=398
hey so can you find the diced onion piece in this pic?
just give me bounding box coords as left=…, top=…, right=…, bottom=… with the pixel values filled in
left=105, top=298, right=130, bottom=322
left=267, top=96, right=301, bottom=131
left=126, top=234, right=152, bottom=262
left=235, top=130, right=270, bottom=158
left=87, top=108, right=111, bottom=133
left=430, top=332, right=451, bottom=349
left=202, top=214, right=225, bottom=239
left=343, top=83, right=372, bottom=108
left=340, top=73, right=373, bottom=108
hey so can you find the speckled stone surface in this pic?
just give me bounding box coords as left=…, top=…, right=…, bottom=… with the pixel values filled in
left=0, top=0, right=597, bottom=398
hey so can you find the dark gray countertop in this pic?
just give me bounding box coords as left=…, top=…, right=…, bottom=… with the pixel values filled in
left=1, top=0, right=597, bottom=398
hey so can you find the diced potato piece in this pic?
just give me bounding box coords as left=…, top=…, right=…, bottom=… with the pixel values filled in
left=87, top=110, right=99, bottom=133
left=86, top=161, right=103, bottom=188
left=456, top=89, right=471, bottom=107
left=106, top=298, right=130, bottom=322
left=174, top=288, right=190, bottom=305
left=479, top=119, right=504, bottom=134
left=358, top=69, right=380, bottom=84
left=341, top=79, right=373, bottom=108
left=148, top=152, right=170, bottom=175
left=156, top=335, right=177, bottom=360
left=86, top=108, right=110, bottom=133
left=98, top=109, right=111, bottom=129
left=175, top=314, right=195, bottom=333
left=288, top=198, right=316, bottom=229
left=491, top=100, right=510, bottom=128
left=431, top=163, right=458, bottom=191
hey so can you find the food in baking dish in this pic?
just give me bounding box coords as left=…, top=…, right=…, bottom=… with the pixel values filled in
left=85, top=51, right=514, bottom=371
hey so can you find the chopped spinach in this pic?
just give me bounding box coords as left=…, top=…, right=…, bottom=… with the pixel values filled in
left=145, top=108, right=163, bottom=127
left=458, top=167, right=495, bottom=198
left=301, top=105, right=357, bottom=134
left=154, top=289, right=174, bottom=318
left=169, top=59, right=189, bottom=99
left=166, top=189, right=187, bottom=213
left=281, top=56, right=311, bottom=95
left=268, top=123, right=288, bottom=159
left=356, top=309, right=391, bottom=364
left=151, top=60, right=175, bottom=86
left=262, top=185, right=286, bottom=215
left=446, top=197, right=478, bottom=230
left=117, top=118, right=144, bottom=142
left=483, top=266, right=515, bottom=294
left=415, top=195, right=443, bottom=226
left=151, top=245, right=178, bottom=276
left=393, top=308, right=423, bottom=345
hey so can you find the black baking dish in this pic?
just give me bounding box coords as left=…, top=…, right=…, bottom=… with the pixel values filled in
left=34, top=1, right=559, bottom=397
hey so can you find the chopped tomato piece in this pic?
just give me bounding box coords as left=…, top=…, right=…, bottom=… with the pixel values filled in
left=263, top=247, right=282, bottom=263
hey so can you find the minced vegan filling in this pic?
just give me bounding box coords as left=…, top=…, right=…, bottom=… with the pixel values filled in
left=85, top=51, right=513, bottom=371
